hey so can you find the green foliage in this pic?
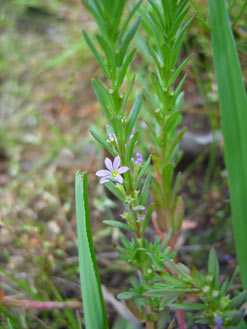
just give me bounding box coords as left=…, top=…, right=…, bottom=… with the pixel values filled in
left=208, top=0, right=247, bottom=290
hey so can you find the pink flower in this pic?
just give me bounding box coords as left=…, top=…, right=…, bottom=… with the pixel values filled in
left=96, top=156, right=129, bottom=184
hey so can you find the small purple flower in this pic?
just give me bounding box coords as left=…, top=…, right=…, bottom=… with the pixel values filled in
left=214, top=314, right=223, bottom=329
left=135, top=153, right=143, bottom=165
left=214, top=314, right=223, bottom=325
left=107, top=133, right=118, bottom=145
left=224, top=254, right=232, bottom=263
left=96, top=156, right=129, bottom=184
left=137, top=215, right=145, bottom=223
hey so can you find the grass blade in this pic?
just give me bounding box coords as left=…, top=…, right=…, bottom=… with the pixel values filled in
left=75, top=172, right=108, bottom=329
left=208, top=0, right=247, bottom=290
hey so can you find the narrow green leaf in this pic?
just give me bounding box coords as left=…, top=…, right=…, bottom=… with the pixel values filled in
left=143, top=288, right=199, bottom=297
left=171, top=14, right=195, bottom=67
left=92, top=79, right=113, bottom=121
left=119, top=16, right=141, bottom=65
left=170, top=303, right=206, bottom=311
left=220, top=279, right=229, bottom=295
left=103, top=220, right=134, bottom=232
left=136, top=154, right=152, bottom=189
left=162, top=42, right=172, bottom=72
left=175, top=0, right=189, bottom=18
left=167, top=127, right=186, bottom=162
left=161, top=297, right=177, bottom=310
left=112, top=0, right=128, bottom=34
left=118, top=291, right=136, bottom=300
left=112, top=117, right=124, bottom=141
left=143, top=203, right=155, bottom=232
left=162, top=163, right=174, bottom=195
left=164, top=260, right=192, bottom=281
left=148, top=11, right=164, bottom=46
left=169, top=55, right=192, bottom=86
left=161, top=273, right=189, bottom=288
left=7, top=318, right=15, bottom=329
left=208, top=0, right=247, bottom=289
left=228, top=291, right=247, bottom=309
left=90, top=129, right=117, bottom=157
left=175, top=91, right=184, bottom=110
left=83, top=31, right=109, bottom=78
left=232, top=0, right=247, bottom=29
left=125, top=95, right=142, bottom=141
left=163, top=111, right=182, bottom=134
left=208, top=248, right=219, bottom=289
left=140, top=174, right=152, bottom=206
left=150, top=72, right=164, bottom=103
left=191, top=267, right=205, bottom=289
left=121, top=75, right=136, bottom=115
left=101, top=0, right=112, bottom=14
left=172, top=196, right=184, bottom=231
left=104, top=181, right=125, bottom=201
left=172, top=74, right=187, bottom=107
left=170, top=5, right=190, bottom=37
left=161, top=229, right=173, bottom=250
left=116, top=48, right=136, bottom=88
left=147, top=43, right=162, bottom=74
left=117, top=0, right=142, bottom=46
left=148, top=0, right=166, bottom=32
left=126, top=131, right=139, bottom=163
left=96, top=34, right=115, bottom=72
left=223, top=309, right=245, bottom=326
left=75, top=172, right=108, bottom=329
left=81, top=1, right=106, bottom=36
left=89, top=0, right=104, bottom=18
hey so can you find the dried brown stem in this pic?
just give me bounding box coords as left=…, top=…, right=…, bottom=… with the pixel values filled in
left=2, top=297, right=82, bottom=310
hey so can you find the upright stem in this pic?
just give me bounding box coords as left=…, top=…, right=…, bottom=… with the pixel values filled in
left=176, top=309, right=188, bottom=329
left=146, top=321, right=158, bottom=329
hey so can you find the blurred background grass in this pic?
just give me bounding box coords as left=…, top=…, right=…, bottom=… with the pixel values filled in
left=0, top=0, right=246, bottom=328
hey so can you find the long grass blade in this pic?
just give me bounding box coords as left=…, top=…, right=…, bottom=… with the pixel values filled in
left=208, top=0, right=247, bottom=290
left=75, top=172, right=108, bottom=329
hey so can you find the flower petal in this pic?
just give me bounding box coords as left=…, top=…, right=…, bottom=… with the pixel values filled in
left=137, top=216, right=145, bottom=223
left=100, top=177, right=110, bottom=184
left=135, top=152, right=143, bottom=165
left=118, top=166, right=129, bottom=174
left=115, top=174, right=123, bottom=184
left=113, top=156, right=120, bottom=170
left=96, top=170, right=111, bottom=177
left=105, top=157, right=113, bottom=171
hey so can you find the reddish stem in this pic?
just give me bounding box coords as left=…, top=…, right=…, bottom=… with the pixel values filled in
left=176, top=309, right=187, bottom=329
